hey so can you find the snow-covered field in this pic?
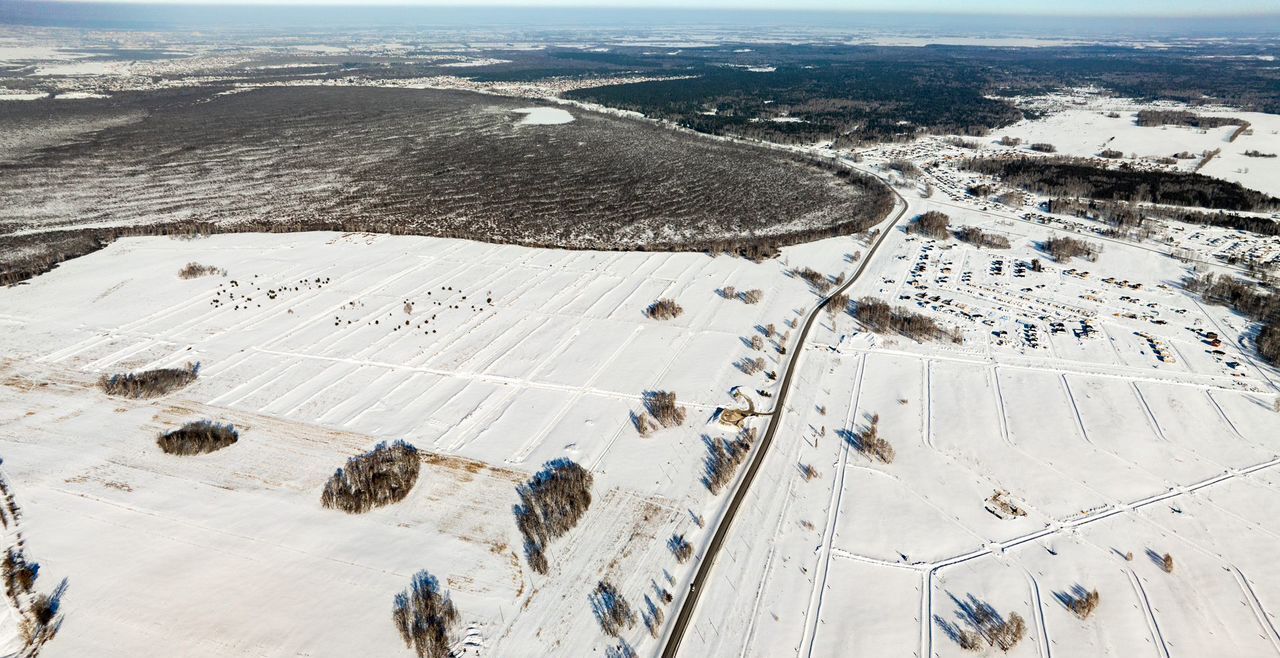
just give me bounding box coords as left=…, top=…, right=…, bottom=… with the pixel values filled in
left=996, top=95, right=1280, bottom=199
left=0, top=230, right=865, bottom=657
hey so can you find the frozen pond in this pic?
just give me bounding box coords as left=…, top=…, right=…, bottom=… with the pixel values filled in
left=512, top=106, right=575, bottom=125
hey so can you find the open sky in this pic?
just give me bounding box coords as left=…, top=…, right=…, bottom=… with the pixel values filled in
left=37, top=0, right=1280, bottom=15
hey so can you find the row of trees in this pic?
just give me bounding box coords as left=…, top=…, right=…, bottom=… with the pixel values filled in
left=1045, top=197, right=1280, bottom=238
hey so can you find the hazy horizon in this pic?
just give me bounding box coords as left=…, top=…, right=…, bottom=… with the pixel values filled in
left=3, top=1, right=1279, bottom=35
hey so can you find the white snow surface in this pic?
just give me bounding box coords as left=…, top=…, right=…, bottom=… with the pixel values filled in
left=511, top=106, right=575, bottom=125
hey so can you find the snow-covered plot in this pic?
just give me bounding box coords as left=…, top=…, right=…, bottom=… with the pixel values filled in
left=512, top=106, right=575, bottom=125
left=0, top=229, right=866, bottom=657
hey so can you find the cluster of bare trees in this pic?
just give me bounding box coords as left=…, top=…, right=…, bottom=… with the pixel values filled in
left=590, top=580, right=636, bottom=637
left=157, top=420, right=238, bottom=455
left=1028, top=142, right=1057, bottom=153
left=1065, top=587, right=1101, bottom=619
left=320, top=440, right=421, bottom=514
left=852, top=297, right=961, bottom=343
left=668, top=534, right=693, bottom=563
left=887, top=159, right=922, bottom=178
left=954, top=226, right=1011, bottom=249
left=853, top=413, right=895, bottom=463
left=514, top=459, right=594, bottom=574
left=645, top=391, right=686, bottom=428
left=907, top=211, right=951, bottom=240
left=703, top=428, right=756, bottom=494
left=645, top=298, right=684, bottom=320
left=392, top=570, right=459, bottom=658
left=826, top=292, right=851, bottom=318
left=792, top=267, right=842, bottom=295
left=634, top=390, right=685, bottom=436
left=642, top=594, right=666, bottom=638
left=737, top=356, right=767, bottom=375
left=1042, top=236, right=1101, bottom=263
left=717, top=286, right=765, bottom=304
left=99, top=362, right=199, bottom=399
left=942, top=596, right=1027, bottom=653
left=178, top=262, right=226, bottom=279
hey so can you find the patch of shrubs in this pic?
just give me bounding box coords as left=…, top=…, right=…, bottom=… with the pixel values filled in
left=157, top=420, right=238, bottom=455
left=1042, top=236, right=1101, bottom=263
left=392, top=570, right=459, bottom=658
left=954, top=226, right=1011, bottom=249
left=178, top=262, right=226, bottom=279
left=320, top=440, right=421, bottom=514
left=514, top=459, right=593, bottom=574
left=645, top=298, right=684, bottom=320
left=1028, top=142, right=1057, bottom=153
left=853, top=297, right=961, bottom=343
left=99, top=362, right=199, bottom=399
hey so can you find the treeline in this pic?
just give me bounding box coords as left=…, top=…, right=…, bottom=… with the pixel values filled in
left=2, top=167, right=893, bottom=285
left=1045, top=198, right=1280, bottom=238
left=1134, top=110, right=1246, bottom=130
left=1185, top=274, right=1280, bottom=364
left=962, top=156, right=1278, bottom=212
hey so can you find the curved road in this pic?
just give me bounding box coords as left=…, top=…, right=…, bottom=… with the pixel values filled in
left=660, top=171, right=909, bottom=658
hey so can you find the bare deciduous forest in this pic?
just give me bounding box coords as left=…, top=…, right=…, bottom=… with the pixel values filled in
left=0, top=86, right=893, bottom=283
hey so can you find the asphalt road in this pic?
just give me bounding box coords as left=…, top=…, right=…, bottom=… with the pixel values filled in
left=660, top=173, right=909, bottom=658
